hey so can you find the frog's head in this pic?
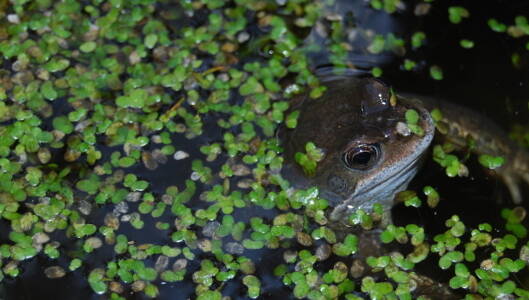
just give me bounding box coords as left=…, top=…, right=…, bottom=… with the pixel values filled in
left=281, top=74, right=434, bottom=220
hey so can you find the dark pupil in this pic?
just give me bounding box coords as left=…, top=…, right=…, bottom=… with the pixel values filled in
left=343, top=145, right=378, bottom=169
left=352, top=151, right=372, bottom=165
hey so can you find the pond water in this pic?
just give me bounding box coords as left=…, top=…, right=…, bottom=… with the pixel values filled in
left=2, top=0, right=529, bottom=299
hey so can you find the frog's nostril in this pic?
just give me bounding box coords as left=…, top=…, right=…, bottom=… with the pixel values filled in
left=328, top=175, right=347, bottom=194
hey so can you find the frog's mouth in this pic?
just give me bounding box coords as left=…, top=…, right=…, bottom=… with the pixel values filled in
left=329, top=95, right=436, bottom=221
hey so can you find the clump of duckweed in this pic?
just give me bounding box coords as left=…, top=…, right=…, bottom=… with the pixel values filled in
left=404, top=109, right=424, bottom=136
left=0, top=0, right=528, bottom=299
left=295, top=142, right=325, bottom=177
left=478, top=154, right=505, bottom=170
left=448, top=6, right=470, bottom=24
left=433, top=144, right=470, bottom=178
left=426, top=211, right=529, bottom=298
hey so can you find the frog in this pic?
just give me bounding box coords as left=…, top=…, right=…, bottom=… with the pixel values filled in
left=281, top=70, right=529, bottom=222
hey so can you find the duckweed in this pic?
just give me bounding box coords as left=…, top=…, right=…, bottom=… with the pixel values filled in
left=0, top=0, right=527, bottom=299
left=478, top=154, right=505, bottom=169
left=371, top=67, right=383, bottom=77
left=433, top=144, right=468, bottom=177
left=460, top=39, right=475, bottom=49
left=429, top=65, right=444, bottom=80
left=448, top=6, right=470, bottom=24
left=405, top=109, right=424, bottom=136
left=411, top=31, right=426, bottom=49
left=295, top=142, right=324, bottom=177
left=488, top=18, right=508, bottom=32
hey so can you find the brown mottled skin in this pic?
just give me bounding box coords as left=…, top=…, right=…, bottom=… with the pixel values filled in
left=281, top=72, right=529, bottom=221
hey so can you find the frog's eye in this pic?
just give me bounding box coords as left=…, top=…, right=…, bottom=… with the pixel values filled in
left=343, top=144, right=380, bottom=170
